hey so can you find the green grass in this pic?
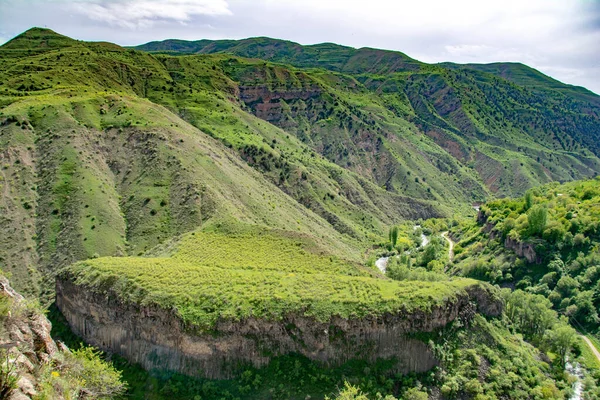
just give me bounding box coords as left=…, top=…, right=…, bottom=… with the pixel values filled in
left=164, top=229, right=368, bottom=276
left=62, top=231, right=481, bottom=329
left=579, top=335, right=600, bottom=371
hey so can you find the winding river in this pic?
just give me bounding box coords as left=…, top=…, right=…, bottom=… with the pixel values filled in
left=375, top=225, right=429, bottom=273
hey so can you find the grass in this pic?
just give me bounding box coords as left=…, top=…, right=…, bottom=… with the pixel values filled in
left=164, top=229, right=369, bottom=276
left=62, top=228, right=481, bottom=329
left=579, top=335, right=600, bottom=371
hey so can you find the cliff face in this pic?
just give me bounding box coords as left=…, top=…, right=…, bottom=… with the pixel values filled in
left=0, top=277, right=58, bottom=400
left=56, top=278, right=501, bottom=380
left=478, top=210, right=541, bottom=264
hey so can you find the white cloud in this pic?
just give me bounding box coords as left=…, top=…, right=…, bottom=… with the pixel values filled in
left=444, top=45, right=493, bottom=58
left=68, top=0, right=231, bottom=29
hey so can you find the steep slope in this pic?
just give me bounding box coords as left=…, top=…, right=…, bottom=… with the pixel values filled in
left=136, top=36, right=600, bottom=197
left=0, top=28, right=375, bottom=296
left=146, top=54, right=487, bottom=209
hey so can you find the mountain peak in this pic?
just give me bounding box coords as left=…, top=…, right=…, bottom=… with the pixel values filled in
left=1, top=26, right=77, bottom=50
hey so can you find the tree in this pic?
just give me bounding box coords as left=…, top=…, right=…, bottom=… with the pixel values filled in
left=544, top=323, right=577, bottom=368
left=404, top=388, right=428, bottom=400
left=504, top=290, right=557, bottom=341
left=421, top=236, right=442, bottom=267
left=328, top=382, right=379, bottom=400
left=388, top=226, right=399, bottom=248
left=555, top=276, right=579, bottom=298
left=528, top=205, right=547, bottom=236
left=525, top=190, right=534, bottom=210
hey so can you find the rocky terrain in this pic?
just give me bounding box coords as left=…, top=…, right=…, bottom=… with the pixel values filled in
left=0, top=276, right=123, bottom=399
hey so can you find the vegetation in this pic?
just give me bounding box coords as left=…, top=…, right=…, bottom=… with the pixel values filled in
left=0, top=350, right=18, bottom=398
left=388, top=226, right=399, bottom=249
left=162, top=227, right=368, bottom=276
left=2, top=27, right=600, bottom=399
left=136, top=35, right=600, bottom=200
left=445, top=178, right=600, bottom=399
left=62, top=226, right=481, bottom=330
left=35, top=346, right=126, bottom=399
left=457, top=177, right=600, bottom=334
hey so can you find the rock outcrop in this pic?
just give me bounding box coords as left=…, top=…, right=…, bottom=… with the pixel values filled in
left=0, top=277, right=58, bottom=400
left=478, top=210, right=542, bottom=264
left=0, top=276, right=125, bottom=399
left=56, top=277, right=502, bottom=379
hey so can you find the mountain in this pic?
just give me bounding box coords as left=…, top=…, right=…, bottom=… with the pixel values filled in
left=136, top=36, right=600, bottom=196
left=1, top=27, right=600, bottom=297
left=1, top=28, right=599, bottom=399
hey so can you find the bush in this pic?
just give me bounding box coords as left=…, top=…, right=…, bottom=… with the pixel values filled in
left=37, top=346, right=126, bottom=399
left=0, top=350, right=18, bottom=399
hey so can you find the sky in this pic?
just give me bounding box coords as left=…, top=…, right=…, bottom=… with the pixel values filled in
left=0, top=0, right=599, bottom=94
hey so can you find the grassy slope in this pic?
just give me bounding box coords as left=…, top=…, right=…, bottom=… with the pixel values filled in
left=136, top=36, right=600, bottom=199
left=0, top=28, right=374, bottom=296
left=62, top=224, right=481, bottom=330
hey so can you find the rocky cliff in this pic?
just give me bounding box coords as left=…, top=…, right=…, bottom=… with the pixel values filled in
left=56, top=277, right=502, bottom=380
left=0, top=276, right=124, bottom=400
left=478, top=210, right=542, bottom=264
left=0, top=277, right=58, bottom=400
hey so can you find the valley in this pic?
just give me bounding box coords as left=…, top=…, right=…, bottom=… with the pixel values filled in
left=0, top=27, right=599, bottom=399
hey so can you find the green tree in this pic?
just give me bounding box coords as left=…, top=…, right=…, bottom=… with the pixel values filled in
left=544, top=323, right=577, bottom=368
left=404, top=388, right=428, bottom=400
left=504, top=290, right=556, bottom=341
left=421, top=236, right=442, bottom=267
left=527, top=205, right=547, bottom=236
left=388, top=226, right=399, bottom=248
left=525, top=190, right=534, bottom=210
left=328, top=382, right=371, bottom=400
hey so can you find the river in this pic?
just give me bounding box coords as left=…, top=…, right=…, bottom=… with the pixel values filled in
left=565, top=360, right=583, bottom=400
left=375, top=225, right=429, bottom=273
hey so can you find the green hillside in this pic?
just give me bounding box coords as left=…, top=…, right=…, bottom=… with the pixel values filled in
left=2, top=27, right=600, bottom=298
left=450, top=177, right=600, bottom=335
left=0, top=28, right=374, bottom=296
left=2, top=27, right=599, bottom=399
left=136, top=36, right=600, bottom=197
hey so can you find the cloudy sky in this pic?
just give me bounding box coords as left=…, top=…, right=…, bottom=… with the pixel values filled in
left=1, top=0, right=599, bottom=94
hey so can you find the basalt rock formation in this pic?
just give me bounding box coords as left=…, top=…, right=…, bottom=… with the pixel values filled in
left=56, top=277, right=501, bottom=379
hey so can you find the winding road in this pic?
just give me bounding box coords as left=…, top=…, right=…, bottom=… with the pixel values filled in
left=581, top=334, right=600, bottom=364
left=441, top=231, right=454, bottom=262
